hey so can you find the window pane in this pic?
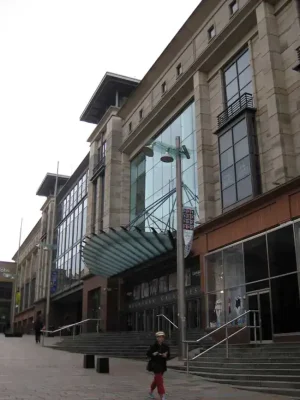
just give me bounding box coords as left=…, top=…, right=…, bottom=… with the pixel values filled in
left=271, top=274, right=300, bottom=334
left=227, top=94, right=239, bottom=107
left=224, top=63, right=237, bottom=85
left=153, top=163, right=163, bottom=193
left=221, top=166, right=235, bottom=189
left=237, top=49, right=250, bottom=73
left=234, top=136, right=249, bottom=162
left=267, top=225, right=297, bottom=276
left=223, top=185, right=236, bottom=208
left=220, top=148, right=234, bottom=170
left=238, top=66, right=252, bottom=91
left=240, top=81, right=253, bottom=96
left=219, top=130, right=232, bottom=153
left=233, top=119, right=247, bottom=143
left=237, top=175, right=252, bottom=200
left=244, top=235, right=269, bottom=292
left=145, top=168, right=154, bottom=200
left=206, top=251, right=223, bottom=293
left=181, top=106, right=193, bottom=140
left=223, top=243, right=245, bottom=289
left=236, top=156, right=250, bottom=181
left=226, top=79, right=238, bottom=101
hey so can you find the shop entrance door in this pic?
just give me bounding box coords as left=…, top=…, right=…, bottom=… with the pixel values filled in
left=248, top=290, right=272, bottom=342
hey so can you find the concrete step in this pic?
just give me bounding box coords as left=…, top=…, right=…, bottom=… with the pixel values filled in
left=182, top=361, right=300, bottom=369
left=189, top=357, right=300, bottom=363
left=234, top=385, right=300, bottom=399
left=202, top=377, right=300, bottom=390
left=172, top=365, right=300, bottom=376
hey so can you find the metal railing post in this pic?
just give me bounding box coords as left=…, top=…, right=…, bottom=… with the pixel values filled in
left=72, top=325, right=75, bottom=340
left=259, top=308, right=262, bottom=343
left=225, top=325, right=229, bottom=359
left=254, top=311, right=257, bottom=344
left=186, top=342, right=189, bottom=375
left=42, top=332, right=45, bottom=347
left=158, top=317, right=160, bottom=332
left=60, top=329, right=62, bottom=342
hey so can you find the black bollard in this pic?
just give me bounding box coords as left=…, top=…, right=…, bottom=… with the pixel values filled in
left=83, top=354, right=95, bottom=369
left=96, top=357, right=109, bottom=374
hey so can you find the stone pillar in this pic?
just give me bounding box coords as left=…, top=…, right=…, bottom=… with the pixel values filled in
left=120, top=153, right=131, bottom=227
left=102, top=116, right=123, bottom=229
left=256, top=1, right=295, bottom=189
left=87, top=141, right=98, bottom=235
left=193, top=71, right=215, bottom=223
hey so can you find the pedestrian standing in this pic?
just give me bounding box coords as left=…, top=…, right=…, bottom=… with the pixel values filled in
left=34, top=315, right=43, bottom=344
left=147, top=331, right=170, bottom=400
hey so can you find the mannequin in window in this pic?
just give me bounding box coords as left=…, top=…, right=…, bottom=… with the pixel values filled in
left=214, top=299, right=222, bottom=327
left=235, top=296, right=242, bottom=325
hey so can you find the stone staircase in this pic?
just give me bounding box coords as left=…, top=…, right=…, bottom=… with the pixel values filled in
left=47, top=330, right=212, bottom=360
left=170, top=343, right=300, bottom=399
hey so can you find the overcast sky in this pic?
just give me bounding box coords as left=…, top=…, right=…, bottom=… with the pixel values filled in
left=0, top=0, right=200, bottom=261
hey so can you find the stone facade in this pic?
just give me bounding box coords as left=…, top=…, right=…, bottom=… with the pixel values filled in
left=119, top=0, right=300, bottom=223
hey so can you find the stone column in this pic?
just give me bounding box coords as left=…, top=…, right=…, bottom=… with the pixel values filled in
left=193, top=71, right=215, bottom=223
left=102, top=116, right=123, bottom=229
left=120, top=153, right=131, bottom=227
left=87, top=141, right=98, bottom=235
left=256, top=1, right=295, bottom=189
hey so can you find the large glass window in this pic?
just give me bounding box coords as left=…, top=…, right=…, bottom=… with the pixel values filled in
left=219, top=118, right=253, bottom=208
left=205, top=222, right=300, bottom=335
left=224, top=48, right=252, bottom=106
left=130, top=102, right=197, bottom=230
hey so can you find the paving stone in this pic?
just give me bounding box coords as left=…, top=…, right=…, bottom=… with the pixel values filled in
left=0, top=335, right=294, bottom=400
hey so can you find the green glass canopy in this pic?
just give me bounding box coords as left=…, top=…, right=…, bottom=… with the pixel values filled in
left=81, top=227, right=175, bottom=278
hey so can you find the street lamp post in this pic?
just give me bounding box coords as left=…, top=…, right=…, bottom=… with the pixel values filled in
left=175, top=136, right=186, bottom=360
left=143, top=136, right=190, bottom=360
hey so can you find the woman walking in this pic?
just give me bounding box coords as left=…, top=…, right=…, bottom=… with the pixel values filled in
left=147, top=331, right=170, bottom=400
left=34, top=315, right=43, bottom=344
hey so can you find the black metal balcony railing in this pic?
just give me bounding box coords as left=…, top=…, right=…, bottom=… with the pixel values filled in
left=92, top=156, right=106, bottom=177
left=217, top=93, right=254, bottom=128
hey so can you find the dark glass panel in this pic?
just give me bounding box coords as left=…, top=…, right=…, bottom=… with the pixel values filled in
left=268, top=225, right=297, bottom=276
left=244, top=235, right=268, bottom=292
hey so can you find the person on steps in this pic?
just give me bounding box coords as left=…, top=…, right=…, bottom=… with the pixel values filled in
left=147, top=331, right=170, bottom=400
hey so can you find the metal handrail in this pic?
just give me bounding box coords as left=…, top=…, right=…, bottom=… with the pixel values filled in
left=157, top=314, right=178, bottom=338
left=184, top=310, right=261, bottom=374
left=41, top=318, right=100, bottom=347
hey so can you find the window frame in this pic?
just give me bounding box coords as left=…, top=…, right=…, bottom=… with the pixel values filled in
left=129, top=122, right=132, bottom=133
left=208, top=25, right=216, bottom=40
left=139, top=108, right=143, bottom=120
left=176, top=63, right=182, bottom=78
left=229, top=0, right=238, bottom=16
left=223, top=47, right=251, bottom=107
left=217, top=111, right=260, bottom=211
left=161, top=81, right=167, bottom=95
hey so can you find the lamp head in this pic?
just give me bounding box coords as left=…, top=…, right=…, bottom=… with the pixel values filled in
left=142, top=145, right=154, bottom=157
left=161, top=152, right=174, bottom=163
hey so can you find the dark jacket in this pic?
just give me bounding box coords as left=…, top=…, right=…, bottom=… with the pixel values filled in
left=147, top=342, right=170, bottom=374
left=34, top=318, right=43, bottom=332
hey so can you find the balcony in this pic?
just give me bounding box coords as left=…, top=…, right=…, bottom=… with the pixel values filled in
left=91, top=156, right=105, bottom=181
left=293, top=47, right=300, bottom=72
left=217, top=93, right=255, bottom=129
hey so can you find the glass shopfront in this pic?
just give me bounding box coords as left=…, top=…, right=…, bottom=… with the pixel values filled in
left=130, top=101, right=197, bottom=230
left=124, top=258, right=203, bottom=333
left=205, top=221, right=300, bottom=339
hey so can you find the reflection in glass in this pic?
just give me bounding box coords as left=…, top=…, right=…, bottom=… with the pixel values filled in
left=237, top=175, right=252, bottom=201
left=130, top=102, right=197, bottom=231
left=268, top=225, right=297, bottom=276
left=244, top=235, right=268, bottom=292
left=206, top=251, right=224, bottom=293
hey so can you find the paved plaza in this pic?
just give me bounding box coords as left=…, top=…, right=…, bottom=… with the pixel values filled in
left=0, top=334, right=295, bottom=400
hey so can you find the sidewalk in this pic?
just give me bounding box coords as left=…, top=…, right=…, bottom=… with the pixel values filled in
left=0, top=334, right=295, bottom=400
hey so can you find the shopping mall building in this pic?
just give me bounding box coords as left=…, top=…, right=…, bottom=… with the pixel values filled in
left=12, top=0, right=300, bottom=342
left=81, top=0, right=300, bottom=342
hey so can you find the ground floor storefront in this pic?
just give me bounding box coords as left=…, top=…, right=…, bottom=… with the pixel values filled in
left=193, top=178, right=300, bottom=343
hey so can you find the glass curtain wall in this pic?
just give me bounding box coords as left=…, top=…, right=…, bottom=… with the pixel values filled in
left=130, top=102, right=197, bottom=230
left=55, top=171, right=88, bottom=292
left=205, top=222, right=300, bottom=335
